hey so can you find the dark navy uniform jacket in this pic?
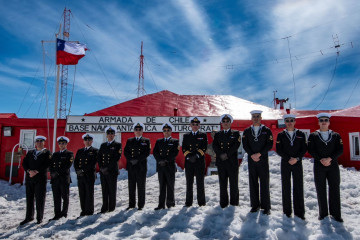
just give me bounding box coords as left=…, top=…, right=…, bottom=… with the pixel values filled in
left=97, top=141, right=122, bottom=175
left=212, top=129, right=241, bottom=167
left=49, top=150, right=74, bottom=184
left=153, top=138, right=179, bottom=172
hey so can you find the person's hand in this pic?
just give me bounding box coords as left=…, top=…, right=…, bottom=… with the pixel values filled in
left=29, top=170, right=38, bottom=178
left=288, top=157, right=298, bottom=165
left=251, top=153, right=261, bottom=162
left=220, top=153, right=228, bottom=161
left=320, top=157, right=332, bottom=166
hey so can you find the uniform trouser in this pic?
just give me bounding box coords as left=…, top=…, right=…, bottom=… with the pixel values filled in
left=128, top=167, right=147, bottom=208
left=185, top=161, right=206, bottom=206
left=100, top=172, right=118, bottom=212
left=248, top=159, right=271, bottom=210
left=157, top=167, right=175, bottom=208
left=281, top=161, right=305, bottom=217
left=25, top=176, right=47, bottom=221
left=217, top=162, right=239, bottom=207
left=51, top=179, right=70, bottom=217
left=314, top=163, right=341, bottom=219
left=78, top=173, right=95, bottom=215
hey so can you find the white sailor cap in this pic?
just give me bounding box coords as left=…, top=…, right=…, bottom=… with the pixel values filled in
left=35, top=135, right=46, bottom=141
left=82, top=133, right=95, bottom=140
left=57, top=136, right=70, bottom=143
left=105, top=126, right=117, bottom=134
left=162, top=122, right=174, bottom=130
left=250, top=110, right=263, bottom=115
left=190, top=116, right=202, bottom=123
left=316, top=112, right=331, bottom=119
left=133, top=122, right=145, bottom=130
left=283, top=114, right=296, bottom=119
left=220, top=114, right=233, bottom=123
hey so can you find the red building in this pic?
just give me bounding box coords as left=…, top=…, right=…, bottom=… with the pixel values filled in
left=1, top=90, right=359, bottom=184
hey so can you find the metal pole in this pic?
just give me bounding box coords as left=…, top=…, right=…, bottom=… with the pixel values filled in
left=53, top=65, right=61, bottom=152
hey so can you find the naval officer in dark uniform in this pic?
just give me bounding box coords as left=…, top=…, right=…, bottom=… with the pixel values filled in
left=212, top=114, right=241, bottom=208
left=97, top=126, right=122, bottom=213
left=124, top=122, right=151, bottom=210
left=308, top=113, right=344, bottom=222
left=20, top=135, right=51, bottom=225
left=276, top=114, right=307, bottom=220
left=182, top=116, right=208, bottom=207
left=49, top=136, right=74, bottom=221
left=74, top=133, right=98, bottom=217
left=242, top=110, right=273, bottom=215
left=153, top=123, right=179, bottom=210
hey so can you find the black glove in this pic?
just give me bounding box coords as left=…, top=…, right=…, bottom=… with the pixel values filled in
left=186, top=153, right=197, bottom=163
left=130, top=159, right=139, bottom=165
left=220, top=153, right=228, bottom=161
left=100, top=167, right=109, bottom=175
left=76, top=169, right=84, bottom=177
left=50, top=172, right=59, bottom=179
left=159, top=160, right=168, bottom=167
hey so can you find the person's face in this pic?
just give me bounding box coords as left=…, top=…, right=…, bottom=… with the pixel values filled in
left=107, top=131, right=115, bottom=141
left=190, top=122, right=200, bottom=132
left=221, top=119, right=231, bottom=130
left=251, top=114, right=262, bottom=125
left=285, top=118, right=296, bottom=130
left=318, top=117, right=330, bottom=129
left=35, top=139, right=45, bottom=149
left=163, top=128, right=172, bottom=138
left=83, top=137, right=93, bottom=147
left=58, top=141, right=67, bottom=150
left=134, top=128, right=143, bottom=137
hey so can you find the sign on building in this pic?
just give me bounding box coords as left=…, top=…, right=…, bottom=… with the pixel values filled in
left=66, top=116, right=221, bottom=133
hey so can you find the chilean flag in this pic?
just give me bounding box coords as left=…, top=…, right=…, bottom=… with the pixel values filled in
left=56, top=38, right=87, bottom=65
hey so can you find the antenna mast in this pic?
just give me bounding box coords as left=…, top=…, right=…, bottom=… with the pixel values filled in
left=137, top=41, right=146, bottom=97
left=59, top=8, right=71, bottom=118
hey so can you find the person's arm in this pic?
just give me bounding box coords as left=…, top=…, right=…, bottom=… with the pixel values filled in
left=330, top=133, right=344, bottom=161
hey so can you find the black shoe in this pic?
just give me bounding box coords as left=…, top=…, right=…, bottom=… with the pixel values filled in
left=318, top=215, right=328, bottom=221
left=184, top=204, right=192, bottom=207
left=62, top=213, right=67, bottom=218
left=20, top=218, right=34, bottom=225
left=36, top=220, right=43, bottom=224
left=199, top=203, right=206, bottom=207
left=295, top=214, right=305, bottom=220
left=80, top=212, right=86, bottom=217
left=250, top=207, right=260, bottom=213
left=263, top=209, right=271, bottom=215
left=138, top=207, right=143, bottom=211
left=154, top=206, right=165, bottom=210
left=49, top=215, right=62, bottom=221
left=126, top=207, right=134, bottom=211
left=332, top=216, right=344, bottom=223
left=285, top=213, right=291, bottom=218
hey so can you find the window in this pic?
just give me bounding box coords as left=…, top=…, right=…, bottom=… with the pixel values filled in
left=350, top=132, right=360, bottom=160
left=20, top=130, right=36, bottom=149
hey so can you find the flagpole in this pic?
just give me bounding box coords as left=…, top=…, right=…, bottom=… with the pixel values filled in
left=53, top=64, right=60, bottom=153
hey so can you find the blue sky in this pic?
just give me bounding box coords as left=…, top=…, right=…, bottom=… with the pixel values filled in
left=0, top=0, right=359, bottom=118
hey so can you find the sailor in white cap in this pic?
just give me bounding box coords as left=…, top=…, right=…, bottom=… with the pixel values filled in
left=20, top=135, right=51, bottom=225
left=182, top=116, right=208, bottom=207
left=308, top=113, right=344, bottom=222
left=212, top=114, right=241, bottom=208
left=242, top=110, right=273, bottom=215
left=124, top=122, right=151, bottom=210
left=97, top=126, right=122, bottom=213
left=49, top=136, right=74, bottom=221
left=153, top=122, right=179, bottom=210
left=74, top=133, right=99, bottom=217
left=276, top=114, right=307, bottom=220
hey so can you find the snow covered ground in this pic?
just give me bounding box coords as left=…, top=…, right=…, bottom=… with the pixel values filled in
left=0, top=153, right=359, bottom=240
